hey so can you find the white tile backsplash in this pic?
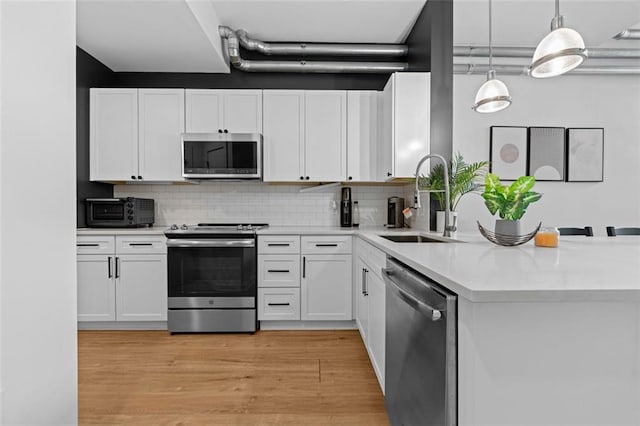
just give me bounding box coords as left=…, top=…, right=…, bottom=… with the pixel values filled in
left=115, top=182, right=408, bottom=227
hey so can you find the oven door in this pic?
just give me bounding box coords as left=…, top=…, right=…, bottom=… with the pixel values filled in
left=167, top=238, right=256, bottom=308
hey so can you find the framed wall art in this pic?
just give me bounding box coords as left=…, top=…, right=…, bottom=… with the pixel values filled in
left=566, top=128, right=604, bottom=182
left=527, top=127, right=566, bottom=181
left=489, top=126, right=528, bottom=180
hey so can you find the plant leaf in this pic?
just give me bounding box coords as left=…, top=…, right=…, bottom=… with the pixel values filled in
left=481, top=192, right=502, bottom=216
left=508, top=176, right=536, bottom=198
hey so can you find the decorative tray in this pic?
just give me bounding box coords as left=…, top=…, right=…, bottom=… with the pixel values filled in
left=477, top=221, right=542, bottom=246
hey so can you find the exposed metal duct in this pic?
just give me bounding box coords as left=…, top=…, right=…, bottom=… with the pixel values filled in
left=219, top=26, right=408, bottom=73
left=235, top=29, right=409, bottom=57
left=454, top=63, right=640, bottom=75
left=454, top=45, right=640, bottom=59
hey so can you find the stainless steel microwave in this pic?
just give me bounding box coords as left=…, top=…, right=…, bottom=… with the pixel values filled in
left=181, top=133, right=263, bottom=180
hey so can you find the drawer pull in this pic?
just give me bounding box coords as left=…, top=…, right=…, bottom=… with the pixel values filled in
left=128, top=243, right=153, bottom=246
left=267, top=269, right=290, bottom=273
left=315, top=243, right=338, bottom=247
left=77, top=243, right=99, bottom=247
left=267, top=243, right=291, bottom=247
left=267, top=303, right=291, bottom=306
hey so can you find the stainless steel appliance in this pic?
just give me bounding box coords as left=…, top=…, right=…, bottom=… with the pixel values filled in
left=387, top=197, right=404, bottom=228
left=340, top=187, right=352, bottom=227
left=182, top=133, right=262, bottom=179
left=86, top=197, right=154, bottom=228
left=165, top=223, right=267, bottom=333
left=383, top=257, right=457, bottom=426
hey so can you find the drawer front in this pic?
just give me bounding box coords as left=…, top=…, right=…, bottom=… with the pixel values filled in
left=258, top=255, right=300, bottom=288
left=258, top=235, right=301, bottom=254
left=258, top=288, right=301, bottom=321
left=76, top=235, right=115, bottom=255
left=301, top=235, right=352, bottom=254
left=116, top=235, right=167, bottom=254
left=356, top=237, right=386, bottom=279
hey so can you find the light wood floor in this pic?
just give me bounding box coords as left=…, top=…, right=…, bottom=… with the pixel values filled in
left=78, top=330, right=389, bottom=425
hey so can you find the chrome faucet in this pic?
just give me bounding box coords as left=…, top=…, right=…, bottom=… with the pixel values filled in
left=413, top=154, right=456, bottom=238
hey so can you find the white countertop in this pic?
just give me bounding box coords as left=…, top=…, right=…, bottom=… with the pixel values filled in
left=77, top=227, right=168, bottom=235
left=358, top=229, right=640, bottom=303
left=78, top=225, right=640, bottom=303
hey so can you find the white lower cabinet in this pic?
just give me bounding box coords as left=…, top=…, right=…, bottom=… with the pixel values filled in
left=355, top=238, right=386, bottom=392
left=301, top=254, right=352, bottom=321
left=258, top=235, right=353, bottom=323
left=77, top=234, right=167, bottom=323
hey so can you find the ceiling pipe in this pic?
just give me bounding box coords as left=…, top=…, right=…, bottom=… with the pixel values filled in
left=454, top=45, right=640, bottom=59
left=236, top=29, right=408, bottom=57
left=454, top=63, right=640, bottom=75
left=219, top=26, right=408, bottom=73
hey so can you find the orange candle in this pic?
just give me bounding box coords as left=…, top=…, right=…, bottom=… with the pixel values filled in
left=535, top=227, right=559, bottom=248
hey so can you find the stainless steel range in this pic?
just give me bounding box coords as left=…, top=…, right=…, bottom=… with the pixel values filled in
left=164, top=223, right=268, bottom=333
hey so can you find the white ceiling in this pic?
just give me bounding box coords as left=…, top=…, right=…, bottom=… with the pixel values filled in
left=77, top=0, right=640, bottom=73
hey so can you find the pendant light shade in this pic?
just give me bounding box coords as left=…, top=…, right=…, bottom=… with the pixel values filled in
left=529, top=3, right=587, bottom=78
left=473, top=70, right=512, bottom=113
left=473, top=0, right=511, bottom=113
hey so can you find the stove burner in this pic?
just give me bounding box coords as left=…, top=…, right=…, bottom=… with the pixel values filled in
left=166, top=223, right=269, bottom=234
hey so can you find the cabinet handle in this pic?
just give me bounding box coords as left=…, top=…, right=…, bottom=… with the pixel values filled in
left=387, top=172, right=392, bottom=177
left=302, top=256, right=306, bottom=278
left=77, top=243, right=99, bottom=247
left=348, top=176, right=353, bottom=180
left=364, top=268, right=369, bottom=296
left=224, top=129, right=229, bottom=133
left=361, top=268, right=366, bottom=295
left=218, top=129, right=223, bottom=133
left=115, top=257, right=120, bottom=279
left=108, top=256, right=113, bottom=278
left=138, top=176, right=142, bottom=180
left=267, top=243, right=290, bottom=247
left=305, top=176, right=310, bottom=180
left=315, top=243, right=338, bottom=247
left=268, top=269, right=290, bottom=273
left=129, top=243, right=153, bottom=246
left=299, top=176, right=304, bottom=180
left=267, top=303, right=291, bottom=306
left=131, top=175, right=136, bottom=180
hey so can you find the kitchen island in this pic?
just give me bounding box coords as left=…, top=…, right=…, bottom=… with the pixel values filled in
left=357, top=230, right=640, bottom=426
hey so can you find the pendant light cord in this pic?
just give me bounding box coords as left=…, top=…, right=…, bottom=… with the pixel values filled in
left=488, top=0, right=493, bottom=70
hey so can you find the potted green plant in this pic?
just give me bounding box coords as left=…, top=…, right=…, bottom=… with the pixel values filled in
left=418, top=152, right=489, bottom=232
left=481, top=173, right=542, bottom=235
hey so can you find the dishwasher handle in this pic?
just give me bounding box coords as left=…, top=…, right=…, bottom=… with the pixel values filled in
left=383, top=268, right=442, bottom=321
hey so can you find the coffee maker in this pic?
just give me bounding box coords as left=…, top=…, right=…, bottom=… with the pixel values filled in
left=387, top=197, right=405, bottom=228
left=340, top=187, right=352, bottom=227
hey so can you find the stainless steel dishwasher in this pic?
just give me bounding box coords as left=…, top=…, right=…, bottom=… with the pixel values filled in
left=383, top=257, right=457, bottom=426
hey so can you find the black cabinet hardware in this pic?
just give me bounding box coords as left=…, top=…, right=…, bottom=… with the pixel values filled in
left=348, top=176, right=353, bottom=180
left=267, top=302, right=291, bottom=306
left=267, top=269, right=290, bottom=273
left=115, top=257, right=120, bottom=278
left=361, top=268, right=366, bottom=295
left=364, top=268, right=369, bottom=296
left=129, top=243, right=153, bottom=246
left=300, top=176, right=304, bottom=180
left=218, top=129, right=223, bottom=133
left=387, top=172, right=392, bottom=177
left=224, top=129, right=229, bottom=133
left=305, top=176, right=310, bottom=180
left=315, top=243, right=338, bottom=247
left=108, top=256, right=113, bottom=278
left=302, top=256, right=306, bottom=278
left=131, top=175, right=136, bottom=180
left=77, top=243, right=99, bottom=247
left=267, top=243, right=290, bottom=247
left=138, top=175, right=142, bottom=180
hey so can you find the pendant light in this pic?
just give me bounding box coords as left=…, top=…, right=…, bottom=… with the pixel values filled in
left=472, top=0, right=512, bottom=113
left=529, top=0, right=587, bottom=78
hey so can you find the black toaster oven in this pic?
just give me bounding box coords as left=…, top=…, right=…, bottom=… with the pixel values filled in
left=86, top=198, right=154, bottom=228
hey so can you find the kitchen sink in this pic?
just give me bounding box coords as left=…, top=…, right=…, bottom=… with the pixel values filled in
left=379, top=234, right=449, bottom=243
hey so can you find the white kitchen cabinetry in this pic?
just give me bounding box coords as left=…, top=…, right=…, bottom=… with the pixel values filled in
left=378, top=72, right=430, bottom=180
left=90, top=88, right=185, bottom=182
left=355, top=237, right=386, bottom=392
left=301, top=236, right=352, bottom=321
left=185, top=89, right=262, bottom=133
left=263, top=90, right=347, bottom=182
left=258, top=236, right=302, bottom=321
left=347, top=91, right=378, bottom=182
left=77, top=234, right=167, bottom=323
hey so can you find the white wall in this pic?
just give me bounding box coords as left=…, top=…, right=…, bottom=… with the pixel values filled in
left=114, top=183, right=406, bottom=227
left=452, top=74, right=640, bottom=236
left=0, top=1, right=77, bottom=424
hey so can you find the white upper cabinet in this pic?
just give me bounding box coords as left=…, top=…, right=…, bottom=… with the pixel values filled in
left=138, top=89, right=185, bottom=181
left=90, top=88, right=138, bottom=181
left=347, top=91, right=378, bottom=182
left=263, top=90, right=346, bottom=182
left=263, top=90, right=305, bottom=182
left=185, top=89, right=262, bottom=134
left=90, top=88, right=185, bottom=182
left=304, top=91, right=347, bottom=182
left=378, top=72, right=430, bottom=180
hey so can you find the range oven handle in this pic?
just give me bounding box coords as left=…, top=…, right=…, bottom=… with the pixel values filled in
left=166, top=239, right=255, bottom=248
